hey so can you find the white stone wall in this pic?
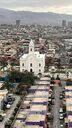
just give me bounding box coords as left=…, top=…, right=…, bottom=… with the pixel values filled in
left=20, top=40, right=45, bottom=75
left=20, top=55, right=45, bottom=74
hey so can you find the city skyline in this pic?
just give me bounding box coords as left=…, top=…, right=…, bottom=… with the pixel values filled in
left=0, top=0, right=72, bottom=14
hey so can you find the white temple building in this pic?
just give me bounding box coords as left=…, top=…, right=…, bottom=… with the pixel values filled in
left=20, top=40, right=45, bottom=74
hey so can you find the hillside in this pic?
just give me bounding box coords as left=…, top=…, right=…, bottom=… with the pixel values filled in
left=0, top=8, right=72, bottom=25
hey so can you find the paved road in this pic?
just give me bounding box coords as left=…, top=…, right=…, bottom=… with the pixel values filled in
left=53, top=86, right=62, bottom=128
left=0, top=95, right=20, bottom=128
left=61, top=80, right=66, bottom=88
left=52, top=80, right=66, bottom=128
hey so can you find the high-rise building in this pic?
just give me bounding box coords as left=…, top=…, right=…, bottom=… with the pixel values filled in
left=68, top=21, right=72, bottom=28
left=62, top=20, right=66, bottom=28
left=16, top=20, right=20, bottom=28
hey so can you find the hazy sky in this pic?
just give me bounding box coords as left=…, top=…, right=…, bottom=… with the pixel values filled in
left=0, top=0, right=72, bottom=14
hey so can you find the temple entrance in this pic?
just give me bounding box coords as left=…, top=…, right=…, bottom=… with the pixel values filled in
left=30, top=69, right=33, bottom=72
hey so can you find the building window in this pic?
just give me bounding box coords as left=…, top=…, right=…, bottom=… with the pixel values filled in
left=39, top=63, right=41, bottom=67
left=30, top=63, right=32, bottom=67
left=22, top=63, right=24, bottom=66
left=30, top=69, right=33, bottom=72
left=39, top=69, right=41, bottom=73
left=30, top=48, right=32, bottom=51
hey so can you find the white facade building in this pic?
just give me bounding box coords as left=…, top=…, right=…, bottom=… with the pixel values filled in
left=20, top=40, right=45, bottom=74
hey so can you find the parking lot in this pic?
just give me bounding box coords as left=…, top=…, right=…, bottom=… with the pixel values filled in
left=0, top=95, right=20, bottom=128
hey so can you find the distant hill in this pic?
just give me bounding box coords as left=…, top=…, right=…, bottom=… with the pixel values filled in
left=0, top=8, right=72, bottom=25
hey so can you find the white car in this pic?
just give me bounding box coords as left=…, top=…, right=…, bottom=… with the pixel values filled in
left=60, top=124, right=64, bottom=127
left=59, top=113, right=64, bottom=120
left=6, top=104, right=11, bottom=109
left=60, top=113, right=63, bottom=117
left=59, top=108, right=63, bottom=113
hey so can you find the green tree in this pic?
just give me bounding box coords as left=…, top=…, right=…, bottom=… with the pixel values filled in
left=7, top=70, right=34, bottom=85
left=3, top=70, right=35, bottom=93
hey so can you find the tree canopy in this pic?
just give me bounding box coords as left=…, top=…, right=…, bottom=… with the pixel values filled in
left=7, top=70, right=34, bottom=85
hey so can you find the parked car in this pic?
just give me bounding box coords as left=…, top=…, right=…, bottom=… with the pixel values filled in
left=59, top=114, right=64, bottom=120
left=8, top=101, right=13, bottom=105
left=59, top=94, right=63, bottom=99
left=5, top=120, right=12, bottom=128
left=6, top=104, right=11, bottom=109
left=60, top=124, right=64, bottom=128
left=59, top=108, right=63, bottom=113
left=0, top=115, right=3, bottom=122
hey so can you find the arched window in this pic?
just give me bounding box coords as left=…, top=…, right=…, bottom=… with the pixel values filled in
left=39, top=69, right=41, bottom=73
left=22, top=63, right=24, bottom=66
left=30, top=48, right=32, bottom=51
left=39, top=63, right=41, bottom=67
left=30, top=63, right=32, bottom=67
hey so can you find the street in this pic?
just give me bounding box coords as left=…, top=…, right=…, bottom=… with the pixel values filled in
left=53, top=86, right=61, bottom=128
left=52, top=79, right=66, bottom=128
